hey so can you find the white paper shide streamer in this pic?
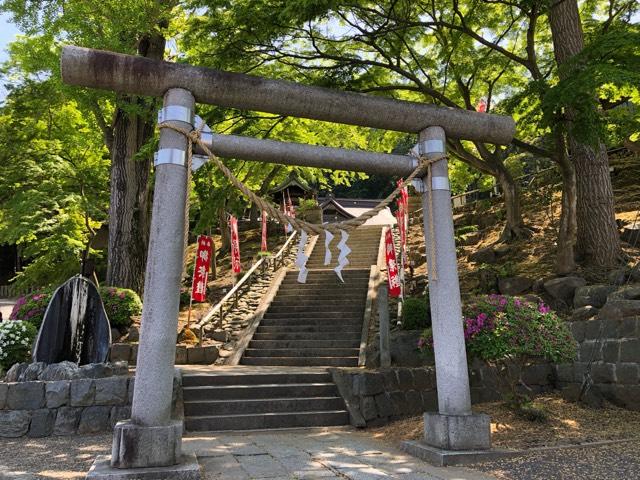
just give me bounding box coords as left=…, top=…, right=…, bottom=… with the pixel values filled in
left=295, top=230, right=309, bottom=283
left=323, top=230, right=334, bottom=266
left=333, top=229, right=351, bottom=282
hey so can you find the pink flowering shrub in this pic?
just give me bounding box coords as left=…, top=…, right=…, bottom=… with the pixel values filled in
left=9, top=290, right=53, bottom=328
left=420, top=294, right=576, bottom=406
left=99, top=287, right=142, bottom=328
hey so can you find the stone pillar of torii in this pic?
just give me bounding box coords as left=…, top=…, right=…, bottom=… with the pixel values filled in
left=61, top=46, right=515, bottom=478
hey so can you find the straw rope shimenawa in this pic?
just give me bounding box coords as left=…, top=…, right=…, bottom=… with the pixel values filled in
left=160, top=122, right=444, bottom=279
left=182, top=120, right=208, bottom=271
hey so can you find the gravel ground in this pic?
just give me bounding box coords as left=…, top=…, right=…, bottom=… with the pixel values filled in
left=0, top=433, right=111, bottom=479
left=471, top=441, right=640, bottom=480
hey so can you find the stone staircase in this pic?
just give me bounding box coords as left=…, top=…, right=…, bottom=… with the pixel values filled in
left=182, top=367, right=348, bottom=431
left=183, top=225, right=383, bottom=431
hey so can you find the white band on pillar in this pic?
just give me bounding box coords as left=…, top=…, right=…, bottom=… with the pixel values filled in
left=431, top=176, right=450, bottom=191
left=154, top=148, right=186, bottom=166
left=418, top=139, right=445, bottom=155
left=157, top=105, right=193, bottom=124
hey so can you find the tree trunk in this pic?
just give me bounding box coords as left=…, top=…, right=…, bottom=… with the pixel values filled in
left=548, top=0, right=621, bottom=270
left=554, top=131, right=578, bottom=274
left=105, top=33, right=166, bottom=293
left=218, top=205, right=231, bottom=253
left=494, top=164, right=529, bottom=242
left=480, top=146, right=530, bottom=242
left=248, top=165, right=282, bottom=228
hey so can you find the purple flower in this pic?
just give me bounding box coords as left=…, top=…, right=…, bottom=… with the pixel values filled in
left=538, top=303, right=551, bottom=314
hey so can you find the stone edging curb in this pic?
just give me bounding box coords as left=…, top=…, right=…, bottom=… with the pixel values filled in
left=401, top=437, right=638, bottom=466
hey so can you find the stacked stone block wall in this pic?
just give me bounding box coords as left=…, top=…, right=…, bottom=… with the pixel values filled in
left=0, top=374, right=182, bottom=438
left=330, top=365, right=553, bottom=428
left=110, top=342, right=219, bottom=365
left=557, top=315, right=640, bottom=409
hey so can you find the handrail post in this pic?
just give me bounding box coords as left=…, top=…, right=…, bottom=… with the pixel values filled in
left=378, top=284, right=391, bottom=368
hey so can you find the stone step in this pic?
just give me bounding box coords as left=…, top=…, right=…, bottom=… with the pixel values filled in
left=307, top=255, right=378, bottom=262
left=241, top=357, right=359, bottom=367
left=284, top=269, right=371, bottom=277
left=279, top=277, right=369, bottom=285
left=272, top=292, right=367, bottom=301
left=304, top=262, right=375, bottom=268
left=260, top=317, right=363, bottom=325
left=252, top=332, right=360, bottom=341
left=243, top=348, right=359, bottom=358
left=184, top=396, right=345, bottom=416
left=279, top=277, right=370, bottom=285
left=275, top=287, right=368, bottom=296
left=269, top=298, right=365, bottom=306
left=262, top=311, right=363, bottom=318
left=255, top=325, right=361, bottom=334
left=270, top=297, right=364, bottom=305
left=305, top=252, right=377, bottom=258
left=267, top=304, right=365, bottom=314
left=184, top=410, right=349, bottom=431
left=249, top=339, right=359, bottom=349
left=183, top=383, right=339, bottom=401
left=182, top=371, right=332, bottom=387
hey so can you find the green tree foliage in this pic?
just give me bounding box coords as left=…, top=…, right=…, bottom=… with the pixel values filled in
left=0, top=75, right=109, bottom=288
left=542, top=25, right=640, bottom=146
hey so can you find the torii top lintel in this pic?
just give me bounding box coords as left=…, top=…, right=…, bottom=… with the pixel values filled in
left=60, top=46, right=515, bottom=145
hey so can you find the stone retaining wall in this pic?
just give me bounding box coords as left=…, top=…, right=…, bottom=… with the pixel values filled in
left=109, top=343, right=219, bottom=365
left=341, top=316, right=639, bottom=428
left=557, top=315, right=640, bottom=409
left=330, top=365, right=554, bottom=428
left=0, top=373, right=182, bottom=438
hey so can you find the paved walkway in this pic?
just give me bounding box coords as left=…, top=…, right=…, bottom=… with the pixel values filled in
left=2, top=427, right=638, bottom=479
left=184, top=427, right=495, bottom=480
left=0, top=298, right=15, bottom=320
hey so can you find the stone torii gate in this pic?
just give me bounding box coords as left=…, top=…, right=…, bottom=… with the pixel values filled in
left=61, top=46, right=515, bottom=479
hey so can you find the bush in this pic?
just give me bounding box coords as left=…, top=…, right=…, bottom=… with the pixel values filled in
left=9, top=290, right=53, bottom=328
left=419, top=294, right=576, bottom=407
left=0, top=320, right=38, bottom=371
left=402, top=294, right=431, bottom=330
left=99, top=287, right=142, bottom=328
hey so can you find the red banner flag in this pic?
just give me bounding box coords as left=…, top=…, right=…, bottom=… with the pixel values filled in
left=261, top=210, right=268, bottom=252
left=191, top=235, right=213, bottom=302
left=287, top=190, right=296, bottom=218
left=230, top=215, right=241, bottom=274
left=384, top=228, right=402, bottom=297
left=395, top=179, right=409, bottom=268
left=397, top=179, right=409, bottom=207
left=395, top=205, right=407, bottom=268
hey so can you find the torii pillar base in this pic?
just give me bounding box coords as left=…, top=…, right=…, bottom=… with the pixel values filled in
left=86, top=454, right=201, bottom=480
left=423, top=412, right=491, bottom=451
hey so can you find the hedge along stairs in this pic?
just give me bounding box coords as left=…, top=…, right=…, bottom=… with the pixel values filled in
left=182, top=225, right=384, bottom=431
